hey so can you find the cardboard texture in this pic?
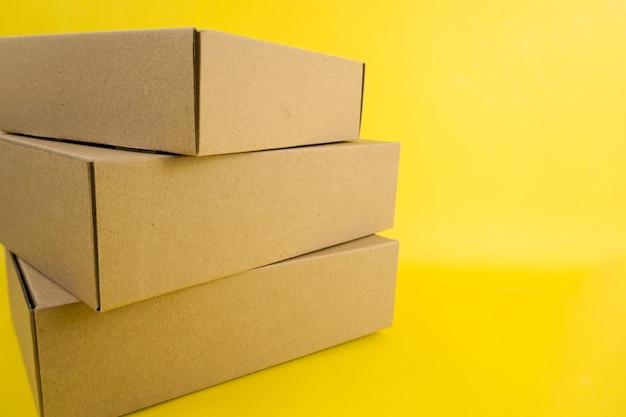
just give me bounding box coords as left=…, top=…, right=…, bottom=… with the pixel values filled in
left=0, top=27, right=364, bottom=156
left=7, top=235, right=399, bottom=417
left=0, top=133, right=400, bottom=311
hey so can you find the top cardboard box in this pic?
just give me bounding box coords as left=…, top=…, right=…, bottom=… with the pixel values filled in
left=0, top=27, right=364, bottom=156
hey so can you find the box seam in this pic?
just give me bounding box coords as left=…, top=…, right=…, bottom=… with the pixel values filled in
left=89, top=162, right=102, bottom=311
left=10, top=255, right=35, bottom=309
left=193, top=28, right=201, bottom=155
left=10, top=253, right=45, bottom=417
left=358, top=63, right=366, bottom=135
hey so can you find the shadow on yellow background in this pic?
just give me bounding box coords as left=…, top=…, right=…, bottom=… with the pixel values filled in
left=2, top=0, right=626, bottom=415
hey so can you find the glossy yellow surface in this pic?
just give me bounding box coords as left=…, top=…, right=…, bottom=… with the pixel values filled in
left=2, top=1, right=626, bottom=415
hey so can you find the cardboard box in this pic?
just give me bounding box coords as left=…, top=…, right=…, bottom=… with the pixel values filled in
left=0, top=27, right=364, bottom=156
left=7, top=234, right=399, bottom=417
left=0, top=133, right=399, bottom=311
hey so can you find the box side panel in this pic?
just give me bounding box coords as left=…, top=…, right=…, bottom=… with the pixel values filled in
left=33, top=236, right=398, bottom=417
left=6, top=251, right=43, bottom=416
left=198, top=30, right=363, bottom=155
left=95, top=140, right=400, bottom=310
left=0, top=137, right=98, bottom=308
left=0, top=28, right=196, bottom=155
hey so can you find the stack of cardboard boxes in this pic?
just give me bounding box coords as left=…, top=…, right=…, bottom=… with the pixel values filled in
left=0, top=28, right=400, bottom=417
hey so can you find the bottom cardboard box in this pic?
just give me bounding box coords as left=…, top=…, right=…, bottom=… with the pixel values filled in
left=7, top=235, right=399, bottom=417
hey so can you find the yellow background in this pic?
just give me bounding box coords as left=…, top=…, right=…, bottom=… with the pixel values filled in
left=2, top=0, right=626, bottom=415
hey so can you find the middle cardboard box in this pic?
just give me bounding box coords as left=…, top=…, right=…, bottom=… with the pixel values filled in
left=0, top=132, right=399, bottom=311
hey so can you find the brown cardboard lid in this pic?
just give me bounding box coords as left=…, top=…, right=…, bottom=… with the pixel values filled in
left=0, top=132, right=391, bottom=162
left=17, top=258, right=79, bottom=309
left=0, top=133, right=168, bottom=162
